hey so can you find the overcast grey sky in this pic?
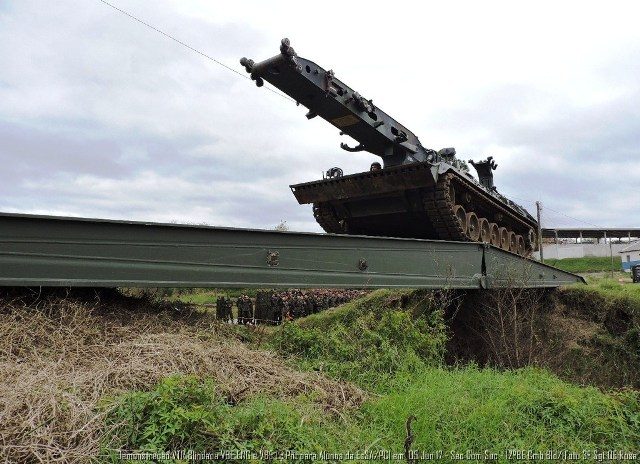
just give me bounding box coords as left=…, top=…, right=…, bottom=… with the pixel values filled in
left=1, top=1, right=639, bottom=231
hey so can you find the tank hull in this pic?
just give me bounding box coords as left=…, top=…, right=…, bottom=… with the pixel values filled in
left=291, top=162, right=538, bottom=255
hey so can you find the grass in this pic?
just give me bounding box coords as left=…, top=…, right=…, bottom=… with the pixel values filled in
left=271, top=289, right=448, bottom=390
left=545, top=256, right=622, bottom=273
left=173, top=288, right=259, bottom=303
left=106, top=278, right=637, bottom=461
left=102, top=359, right=640, bottom=462
left=586, top=275, right=640, bottom=297
left=124, top=287, right=259, bottom=306
left=559, top=274, right=640, bottom=324
left=364, top=367, right=639, bottom=454
left=3, top=286, right=640, bottom=462
left=101, top=375, right=362, bottom=461
left=264, top=288, right=637, bottom=458
left=166, top=289, right=232, bottom=305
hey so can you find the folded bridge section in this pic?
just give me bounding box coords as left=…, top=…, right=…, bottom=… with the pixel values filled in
left=0, top=213, right=583, bottom=289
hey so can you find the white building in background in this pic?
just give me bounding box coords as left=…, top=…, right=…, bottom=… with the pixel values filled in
left=620, top=241, right=640, bottom=272
left=535, top=228, right=640, bottom=260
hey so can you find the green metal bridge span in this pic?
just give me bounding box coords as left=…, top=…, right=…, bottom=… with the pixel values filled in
left=0, top=213, right=583, bottom=289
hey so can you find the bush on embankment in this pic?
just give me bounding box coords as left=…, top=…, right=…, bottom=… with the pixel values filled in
left=270, top=289, right=449, bottom=389
left=101, top=375, right=367, bottom=461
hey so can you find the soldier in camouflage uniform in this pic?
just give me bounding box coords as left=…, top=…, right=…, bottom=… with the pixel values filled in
left=216, top=296, right=233, bottom=323
left=236, top=295, right=253, bottom=324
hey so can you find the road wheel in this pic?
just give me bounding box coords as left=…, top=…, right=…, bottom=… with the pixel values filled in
left=479, top=218, right=491, bottom=243
left=516, top=235, right=526, bottom=255
left=508, top=231, right=518, bottom=253
left=466, top=212, right=480, bottom=241
left=453, top=204, right=467, bottom=235
left=499, top=227, right=510, bottom=250
left=489, top=223, right=501, bottom=246
left=526, top=228, right=537, bottom=251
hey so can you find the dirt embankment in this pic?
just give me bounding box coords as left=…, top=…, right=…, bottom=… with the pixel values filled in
left=445, top=286, right=639, bottom=389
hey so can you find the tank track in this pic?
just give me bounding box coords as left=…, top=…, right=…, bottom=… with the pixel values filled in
left=424, top=173, right=535, bottom=255
left=424, top=174, right=465, bottom=241
left=313, top=203, right=347, bottom=234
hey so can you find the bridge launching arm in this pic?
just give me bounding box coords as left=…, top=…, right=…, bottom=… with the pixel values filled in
left=241, top=39, right=438, bottom=167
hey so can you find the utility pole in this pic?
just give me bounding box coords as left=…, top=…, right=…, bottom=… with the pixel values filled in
left=610, top=239, right=614, bottom=279
left=536, top=201, right=544, bottom=263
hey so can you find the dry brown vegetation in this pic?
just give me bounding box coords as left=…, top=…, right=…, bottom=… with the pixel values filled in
left=0, top=289, right=364, bottom=463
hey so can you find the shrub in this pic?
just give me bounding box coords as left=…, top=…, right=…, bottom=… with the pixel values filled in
left=271, top=290, right=449, bottom=389
left=101, top=376, right=345, bottom=461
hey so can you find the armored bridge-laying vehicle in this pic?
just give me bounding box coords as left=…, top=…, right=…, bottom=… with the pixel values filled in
left=241, top=39, right=538, bottom=256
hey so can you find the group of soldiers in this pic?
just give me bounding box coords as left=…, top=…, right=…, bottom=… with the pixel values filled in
left=215, top=289, right=368, bottom=324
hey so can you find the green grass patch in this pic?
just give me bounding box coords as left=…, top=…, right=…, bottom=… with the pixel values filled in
left=166, top=288, right=258, bottom=305
left=559, top=279, right=640, bottom=325
left=122, top=288, right=258, bottom=305
left=100, top=375, right=357, bottom=462
left=166, top=290, right=226, bottom=305
left=365, top=366, right=640, bottom=455
left=270, top=289, right=448, bottom=390
left=585, top=276, right=640, bottom=299
left=101, top=369, right=640, bottom=462
left=545, top=256, right=621, bottom=273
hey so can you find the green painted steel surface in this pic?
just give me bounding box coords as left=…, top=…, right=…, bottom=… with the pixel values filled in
left=0, top=213, right=583, bottom=288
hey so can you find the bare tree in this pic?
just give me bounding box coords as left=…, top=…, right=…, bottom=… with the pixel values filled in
left=473, top=264, right=550, bottom=368
left=274, top=220, right=289, bottom=231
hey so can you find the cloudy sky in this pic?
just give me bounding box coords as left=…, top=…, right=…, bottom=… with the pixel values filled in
left=1, top=1, right=639, bottom=231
